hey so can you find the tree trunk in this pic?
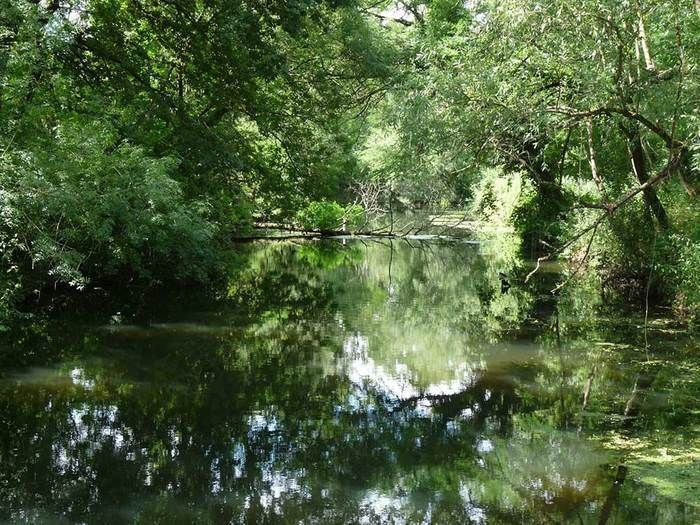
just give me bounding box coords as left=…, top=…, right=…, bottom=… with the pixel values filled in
left=636, top=1, right=656, bottom=71
left=586, top=119, right=606, bottom=194
left=624, top=127, right=670, bottom=230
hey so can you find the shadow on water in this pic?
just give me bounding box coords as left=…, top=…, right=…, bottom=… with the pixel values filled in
left=0, top=238, right=698, bottom=524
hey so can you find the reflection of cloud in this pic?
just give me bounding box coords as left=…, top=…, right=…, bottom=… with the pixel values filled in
left=476, top=439, right=494, bottom=453
left=459, top=483, right=487, bottom=524
left=460, top=407, right=475, bottom=419
left=70, top=368, right=95, bottom=390
left=233, top=442, right=246, bottom=479
left=244, top=411, right=312, bottom=510
left=248, top=412, right=279, bottom=433
left=341, top=334, right=479, bottom=415
left=359, top=490, right=408, bottom=525
left=54, top=404, right=127, bottom=474
left=425, top=375, right=472, bottom=397
left=343, top=334, right=420, bottom=402
left=256, top=463, right=308, bottom=512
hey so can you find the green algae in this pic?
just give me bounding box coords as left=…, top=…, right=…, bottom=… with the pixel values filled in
left=601, top=430, right=700, bottom=507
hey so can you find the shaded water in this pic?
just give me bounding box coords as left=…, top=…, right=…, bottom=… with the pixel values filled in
left=0, top=239, right=698, bottom=524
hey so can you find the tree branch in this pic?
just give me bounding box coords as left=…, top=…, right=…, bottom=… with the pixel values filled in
left=546, top=105, right=682, bottom=149
left=526, top=152, right=683, bottom=283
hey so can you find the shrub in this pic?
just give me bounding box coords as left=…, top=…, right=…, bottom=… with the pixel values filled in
left=0, top=120, right=219, bottom=305
left=295, top=200, right=364, bottom=232
left=468, top=167, right=528, bottom=226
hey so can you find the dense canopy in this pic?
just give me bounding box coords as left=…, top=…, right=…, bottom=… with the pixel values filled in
left=1, top=0, right=698, bottom=321
left=1, top=2, right=699, bottom=522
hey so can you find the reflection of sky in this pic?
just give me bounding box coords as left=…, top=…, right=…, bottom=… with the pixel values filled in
left=340, top=332, right=480, bottom=413
left=50, top=395, right=313, bottom=511
left=459, top=483, right=487, bottom=524
left=54, top=402, right=126, bottom=475
left=343, top=334, right=421, bottom=402
left=43, top=378, right=601, bottom=522
left=17, top=328, right=608, bottom=522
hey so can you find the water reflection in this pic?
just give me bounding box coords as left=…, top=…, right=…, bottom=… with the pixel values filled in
left=0, top=239, right=698, bottom=524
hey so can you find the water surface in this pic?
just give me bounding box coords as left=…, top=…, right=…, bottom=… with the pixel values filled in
left=0, top=239, right=698, bottom=524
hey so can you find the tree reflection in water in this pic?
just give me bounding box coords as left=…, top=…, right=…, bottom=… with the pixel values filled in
left=0, top=239, right=698, bottom=523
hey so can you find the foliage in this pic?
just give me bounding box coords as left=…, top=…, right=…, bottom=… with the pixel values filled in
left=468, top=168, right=527, bottom=227
left=656, top=234, right=700, bottom=322
left=1, top=0, right=699, bottom=320
left=295, top=200, right=364, bottom=231
left=356, top=0, right=700, bottom=317
left=0, top=0, right=393, bottom=318
left=0, top=120, right=218, bottom=288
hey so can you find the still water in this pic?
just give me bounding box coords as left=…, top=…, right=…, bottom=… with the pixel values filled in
left=0, top=239, right=698, bottom=524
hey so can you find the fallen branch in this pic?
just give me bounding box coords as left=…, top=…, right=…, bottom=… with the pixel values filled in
left=233, top=222, right=452, bottom=242
left=551, top=223, right=598, bottom=294
left=232, top=232, right=324, bottom=242
left=360, top=8, right=414, bottom=26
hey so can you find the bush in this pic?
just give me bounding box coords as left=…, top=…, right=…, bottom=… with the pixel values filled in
left=565, top=181, right=700, bottom=323
left=0, top=120, right=219, bottom=306
left=658, top=234, right=700, bottom=320
left=469, top=167, right=569, bottom=256
left=295, top=200, right=364, bottom=232
left=468, top=167, right=528, bottom=226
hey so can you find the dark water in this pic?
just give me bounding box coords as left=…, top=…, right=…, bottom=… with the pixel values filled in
left=0, top=239, right=698, bottom=524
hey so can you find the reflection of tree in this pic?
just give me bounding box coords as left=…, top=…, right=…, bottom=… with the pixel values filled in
left=0, top=239, right=697, bottom=523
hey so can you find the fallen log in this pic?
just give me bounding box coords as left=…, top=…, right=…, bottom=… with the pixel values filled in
left=231, top=222, right=478, bottom=242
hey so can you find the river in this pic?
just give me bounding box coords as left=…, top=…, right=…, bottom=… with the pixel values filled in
left=0, top=238, right=698, bottom=523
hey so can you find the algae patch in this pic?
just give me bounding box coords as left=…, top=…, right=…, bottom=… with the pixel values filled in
left=601, top=431, right=700, bottom=507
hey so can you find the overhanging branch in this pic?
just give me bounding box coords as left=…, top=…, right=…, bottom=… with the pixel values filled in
left=546, top=105, right=682, bottom=149
left=525, top=152, right=683, bottom=283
